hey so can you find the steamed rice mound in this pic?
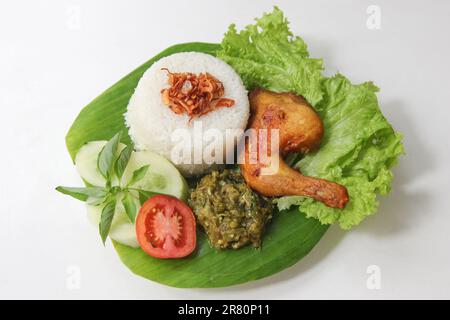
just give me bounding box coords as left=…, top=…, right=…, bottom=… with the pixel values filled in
left=125, top=52, right=249, bottom=177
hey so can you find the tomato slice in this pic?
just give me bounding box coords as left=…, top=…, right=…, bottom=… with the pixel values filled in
left=136, top=195, right=196, bottom=259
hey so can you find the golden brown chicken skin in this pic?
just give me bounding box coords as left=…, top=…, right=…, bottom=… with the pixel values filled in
left=239, top=89, right=349, bottom=209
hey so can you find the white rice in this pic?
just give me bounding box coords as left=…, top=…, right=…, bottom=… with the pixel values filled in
left=125, top=52, right=249, bottom=177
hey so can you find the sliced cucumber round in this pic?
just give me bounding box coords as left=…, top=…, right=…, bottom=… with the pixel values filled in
left=75, top=140, right=189, bottom=248
left=75, top=141, right=126, bottom=187
left=86, top=193, right=140, bottom=248
left=122, top=150, right=189, bottom=201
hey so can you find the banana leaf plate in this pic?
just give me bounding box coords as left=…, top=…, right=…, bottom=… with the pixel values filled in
left=65, top=42, right=328, bottom=288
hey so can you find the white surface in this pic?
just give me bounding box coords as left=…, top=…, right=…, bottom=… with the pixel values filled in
left=0, top=0, right=449, bottom=299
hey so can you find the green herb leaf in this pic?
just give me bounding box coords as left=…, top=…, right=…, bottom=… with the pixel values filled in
left=127, top=165, right=149, bottom=186
left=115, top=145, right=133, bottom=180
left=87, top=197, right=107, bottom=206
left=99, top=198, right=116, bottom=245
left=135, top=189, right=159, bottom=205
left=97, top=131, right=122, bottom=180
left=122, top=193, right=137, bottom=222
left=56, top=186, right=107, bottom=202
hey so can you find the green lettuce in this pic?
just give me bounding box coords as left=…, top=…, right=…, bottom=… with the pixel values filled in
left=218, top=7, right=324, bottom=105
left=217, top=7, right=404, bottom=229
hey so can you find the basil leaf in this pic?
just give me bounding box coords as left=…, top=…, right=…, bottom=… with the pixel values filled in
left=127, top=165, right=149, bottom=186
left=114, top=145, right=133, bottom=180
left=97, top=131, right=122, bottom=180
left=99, top=198, right=116, bottom=245
left=135, top=189, right=159, bottom=205
left=56, top=186, right=107, bottom=202
left=87, top=197, right=107, bottom=206
left=122, top=193, right=137, bottom=222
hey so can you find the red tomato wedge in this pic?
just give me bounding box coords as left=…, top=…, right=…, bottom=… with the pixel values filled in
left=136, top=195, right=196, bottom=259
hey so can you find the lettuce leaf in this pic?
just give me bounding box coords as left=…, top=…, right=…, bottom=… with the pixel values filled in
left=218, top=7, right=404, bottom=229
left=282, top=75, right=404, bottom=229
left=218, top=7, right=324, bottom=106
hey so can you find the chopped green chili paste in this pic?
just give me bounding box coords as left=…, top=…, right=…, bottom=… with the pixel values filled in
left=189, top=169, right=273, bottom=249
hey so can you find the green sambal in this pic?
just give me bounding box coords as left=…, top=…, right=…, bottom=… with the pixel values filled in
left=189, top=169, right=273, bottom=249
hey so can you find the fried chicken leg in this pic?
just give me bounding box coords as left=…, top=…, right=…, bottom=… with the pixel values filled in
left=240, top=89, right=349, bottom=209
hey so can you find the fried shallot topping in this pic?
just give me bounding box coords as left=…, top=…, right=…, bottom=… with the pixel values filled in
left=160, top=68, right=235, bottom=120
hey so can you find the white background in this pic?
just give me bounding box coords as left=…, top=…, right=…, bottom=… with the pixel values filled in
left=1, top=0, right=449, bottom=299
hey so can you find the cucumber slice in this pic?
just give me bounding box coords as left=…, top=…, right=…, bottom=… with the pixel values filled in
left=75, top=141, right=188, bottom=248
left=86, top=194, right=140, bottom=248
left=75, top=141, right=126, bottom=187
left=122, top=150, right=189, bottom=201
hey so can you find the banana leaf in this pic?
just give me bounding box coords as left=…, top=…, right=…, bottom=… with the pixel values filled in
left=65, top=42, right=328, bottom=288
